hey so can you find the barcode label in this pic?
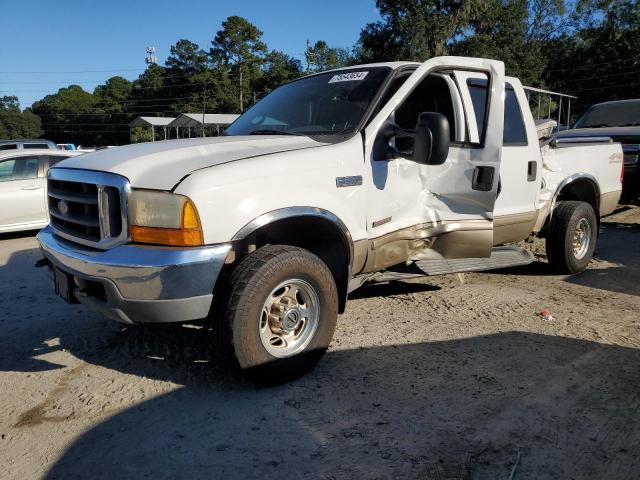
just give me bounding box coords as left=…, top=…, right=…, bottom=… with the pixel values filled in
left=328, top=71, right=369, bottom=83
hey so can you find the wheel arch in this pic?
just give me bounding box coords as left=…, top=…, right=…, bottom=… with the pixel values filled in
left=229, top=207, right=355, bottom=313
left=550, top=173, right=601, bottom=226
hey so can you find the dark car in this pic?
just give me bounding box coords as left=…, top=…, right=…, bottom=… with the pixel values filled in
left=556, top=99, right=640, bottom=198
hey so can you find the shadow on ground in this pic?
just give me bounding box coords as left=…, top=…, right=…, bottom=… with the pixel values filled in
left=490, top=220, right=640, bottom=297
left=34, top=329, right=640, bottom=480
left=2, top=217, right=640, bottom=479
left=3, top=244, right=639, bottom=478
left=349, top=280, right=440, bottom=299
left=0, top=230, right=40, bottom=242
left=566, top=221, right=640, bottom=296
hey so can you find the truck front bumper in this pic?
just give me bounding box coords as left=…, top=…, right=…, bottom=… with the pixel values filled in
left=37, top=225, right=231, bottom=324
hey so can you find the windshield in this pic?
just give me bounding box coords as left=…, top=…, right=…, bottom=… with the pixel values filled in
left=225, top=67, right=391, bottom=138
left=573, top=101, right=640, bottom=128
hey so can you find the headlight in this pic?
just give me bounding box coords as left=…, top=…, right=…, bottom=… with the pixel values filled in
left=128, top=190, right=203, bottom=246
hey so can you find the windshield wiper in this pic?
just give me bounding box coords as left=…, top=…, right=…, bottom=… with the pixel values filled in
left=248, top=129, right=304, bottom=136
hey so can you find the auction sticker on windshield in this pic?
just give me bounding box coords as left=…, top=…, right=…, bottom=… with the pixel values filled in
left=328, top=71, right=369, bottom=83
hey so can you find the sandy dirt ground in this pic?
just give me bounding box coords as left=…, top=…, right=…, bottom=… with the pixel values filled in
left=1, top=205, right=639, bottom=480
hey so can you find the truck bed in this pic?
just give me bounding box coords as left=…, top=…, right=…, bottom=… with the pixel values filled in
left=539, top=138, right=623, bottom=219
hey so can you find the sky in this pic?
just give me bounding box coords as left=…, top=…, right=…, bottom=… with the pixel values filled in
left=0, top=0, right=380, bottom=109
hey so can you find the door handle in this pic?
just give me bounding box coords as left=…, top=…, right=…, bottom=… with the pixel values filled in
left=472, top=166, right=495, bottom=191
left=21, top=186, right=42, bottom=191
left=527, top=161, right=537, bottom=182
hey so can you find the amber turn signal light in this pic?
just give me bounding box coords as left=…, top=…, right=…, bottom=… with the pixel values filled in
left=129, top=197, right=204, bottom=247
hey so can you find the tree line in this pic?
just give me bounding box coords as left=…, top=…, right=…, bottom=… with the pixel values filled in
left=2, top=0, right=638, bottom=146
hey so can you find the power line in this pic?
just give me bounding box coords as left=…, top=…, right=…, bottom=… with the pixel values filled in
left=0, top=69, right=239, bottom=84
left=34, top=108, right=202, bottom=116
left=44, top=130, right=131, bottom=133
left=34, top=103, right=211, bottom=113
left=32, top=99, right=227, bottom=114
left=30, top=95, right=208, bottom=109
left=0, top=68, right=145, bottom=74
left=550, top=67, right=640, bottom=86
left=6, top=79, right=236, bottom=93
left=545, top=56, right=639, bottom=73
left=571, top=80, right=640, bottom=93
left=35, top=110, right=197, bottom=117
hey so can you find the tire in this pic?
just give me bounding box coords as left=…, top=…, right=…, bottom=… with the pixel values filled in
left=214, top=245, right=338, bottom=385
left=545, top=200, right=598, bottom=274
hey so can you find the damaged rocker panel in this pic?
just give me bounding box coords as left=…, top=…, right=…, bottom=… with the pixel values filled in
left=358, top=219, right=494, bottom=274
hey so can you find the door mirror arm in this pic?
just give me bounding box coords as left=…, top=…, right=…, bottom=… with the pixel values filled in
left=373, top=113, right=450, bottom=165
left=373, top=121, right=412, bottom=160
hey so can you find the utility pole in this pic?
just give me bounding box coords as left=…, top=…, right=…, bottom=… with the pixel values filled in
left=305, top=40, right=312, bottom=73
left=238, top=63, right=244, bottom=113
left=202, top=79, right=206, bottom=137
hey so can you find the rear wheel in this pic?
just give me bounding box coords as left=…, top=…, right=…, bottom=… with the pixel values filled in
left=214, top=245, right=338, bottom=384
left=545, top=200, right=598, bottom=274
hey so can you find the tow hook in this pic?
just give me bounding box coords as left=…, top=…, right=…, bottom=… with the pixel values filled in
left=34, top=257, right=51, bottom=269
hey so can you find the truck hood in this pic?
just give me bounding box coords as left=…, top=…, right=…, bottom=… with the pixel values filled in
left=57, top=136, right=327, bottom=190
left=555, top=126, right=640, bottom=144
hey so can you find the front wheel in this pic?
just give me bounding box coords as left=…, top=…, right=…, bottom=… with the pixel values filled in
left=215, top=245, right=338, bottom=384
left=545, top=200, right=598, bottom=274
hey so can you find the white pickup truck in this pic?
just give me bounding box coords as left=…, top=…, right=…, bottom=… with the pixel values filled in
left=37, top=57, right=623, bottom=383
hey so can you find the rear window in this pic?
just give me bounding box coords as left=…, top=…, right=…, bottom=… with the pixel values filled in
left=503, top=87, right=527, bottom=145
left=23, top=143, right=49, bottom=149
left=468, top=81, right=488, bottom=140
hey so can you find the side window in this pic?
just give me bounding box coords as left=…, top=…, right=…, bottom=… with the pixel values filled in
left=0, top=156, right=40, bottom=182
left=503, top=86, right=527, bottom=145
left=467, top=80, right=488, bottom=141
left=467, top=80, right=528, bottom=146
left=395, top=74, right=457, bottom=141
left=0, top=144, right=18, bottom=151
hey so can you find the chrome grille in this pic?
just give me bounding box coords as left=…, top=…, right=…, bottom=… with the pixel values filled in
left=48, top=180, right=101, bottom=240
left=47, top=169, right=129, bottom=249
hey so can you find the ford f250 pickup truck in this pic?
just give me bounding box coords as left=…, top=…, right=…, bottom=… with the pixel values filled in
left=37, top=57, right=623, bottom=383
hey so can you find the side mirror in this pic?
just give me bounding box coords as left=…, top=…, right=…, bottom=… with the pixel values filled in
left=413, top=112, right=450, bottom=165
left=373, top=121, right=401, bottom=160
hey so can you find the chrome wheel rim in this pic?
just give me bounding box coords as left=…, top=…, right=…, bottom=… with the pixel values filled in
left=572, top=218, right=591, bottom=260
left=259, top=279, right=320, bottom=358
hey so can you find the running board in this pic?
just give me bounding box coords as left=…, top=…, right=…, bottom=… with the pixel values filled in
left=348, top=246, right=534, bottom=293
left=415, top=246, right=534, bottom=275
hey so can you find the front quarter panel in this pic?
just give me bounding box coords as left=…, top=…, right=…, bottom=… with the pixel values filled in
left=174, top=136, right=367, bottom=245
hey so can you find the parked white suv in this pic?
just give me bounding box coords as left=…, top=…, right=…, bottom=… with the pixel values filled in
left=37, top=57, right=622, bottom=382
left=0, top=149, right=81, bottom=233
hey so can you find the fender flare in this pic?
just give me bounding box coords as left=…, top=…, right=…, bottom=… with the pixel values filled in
left=549, top=172, right=601, bottom=224
left=231, top=206, right=355, bottom=271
